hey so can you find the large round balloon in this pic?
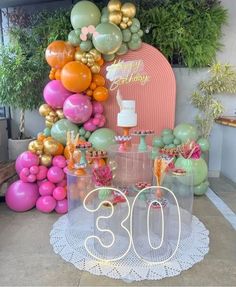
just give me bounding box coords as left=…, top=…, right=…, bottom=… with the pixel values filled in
left=174, top=123, right=198, bottom=143
left=89, top=128, right=116, bottom=150
left=92, top=23, right=122, bottom=55
left=5, top=180, right=39, bottom=212
left=175, top=157, right=208, bottom=186
left=193, top=180, right=209, bottom=196
left=43, top=80, right=72, bottom=109
left=61, top=61, right=92, bottom=93
left=63, top=94, right=92, bottom=124
left=45, top=40, right=75, bottom=69
left=15, top=151, right=39, bottom=175
left=71, top=1, right=101, bottom=29
left=51, top=119, right=79, bottom=145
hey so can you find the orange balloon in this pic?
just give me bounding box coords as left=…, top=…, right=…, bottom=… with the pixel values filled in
left=37, top=133, right=46, bottom=142
left=92, top=74, right=105, bottom=86
left=54, top=143, right=64, bottom=155
left=97, top=57, right=104, bottom=66
left=93, top=86, right=109, bottom=102
left=49, top=73, right=55, bottom=80
left=61, top=61, right=92, bottom=93
left=86, top=89, right=93, bottom=96
left=45, top=41, right=75, bottom=69
left=64, top=146, right=71, bottom=160
left=90, top=82, right=97, bottom=90
left=55, top=69, right=61, bottom=80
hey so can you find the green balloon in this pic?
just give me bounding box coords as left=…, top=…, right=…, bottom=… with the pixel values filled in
left=79, top=127, right=86, bottom=136
left=152, top=136, right=164, bottom=148
left=194, top=180, right=209, bottom=196
left=43, top=127, right=51, bottom=137
left=163, top=134, right=175, bottom=145
left=175, top=157, right=208, bottom=186
left=161, top=128, right=173, bottom=136
left=68, top=30, right=81, bottom=46
left=102, top=7, right=108, bottom=15
left=51, top=119, right=79, bottom=146
left=131, top=33, right=140, bottom=42
left=75, top=28, right=81, bottom=36
left=138, top=29, right=144, bottom=37
left=80, top=40, right=93, bottom=52
left=70, top=1, right=101, bottom=29
left=80, top=136, right=86, bottom=141
left=89, top=128, right=116, bottom=151
left=98, top=188, right=111, bottom=200
left=197, top=138, right=210, bottom=152
left=130, top=18, right=141, bottom=33
left=122, top=29, right=132, bottom=42
left=101, top=14, right=109, bottom=23
left=116, top=43, right=128, bottom=56
left=84, top=131, right=91, bottom=139
left=128, top=39, right=142, bottom=50
left=173, top=138, right=181, bottom=145
left=92, top=23, right=122, bottom=55
left=167, top=144, right=176, bottom=148
left=174, top=123, right=198, bottom=143
left=103, top=53, right=116, bottom=62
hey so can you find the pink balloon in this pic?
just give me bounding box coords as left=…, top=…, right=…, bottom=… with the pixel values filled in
left=27, top=174, right=37, bottom=183
left=52, top=155, right=67, bottom=168
left=36, top=195, right=56, bottom=213
left=53, top=186, right=66, bottom=200
left=36, top=166, right=48, bottom=181
left=63, top=94, right=92, bottom=124
left=15, top=151, right=39, bottom=175
left=30, top=165, right=39, bottom=175
left=39, top=181, right=55, bottom=196
left=84, top=119, right=97, bottom=132
left=56, top=179, right=67, bottom=187
left=92, top=102, right=104, bottom=115
left=5, top=180, right=39, bottom=212
left=21, top=167, right=30, bottom=176
left=55, top=199, right=68, bottom=214
left=47, top=166, right=65, bottom=183
left=37, top=179, right=47, bottom=187
left=43, top=80, right=72, bottom=109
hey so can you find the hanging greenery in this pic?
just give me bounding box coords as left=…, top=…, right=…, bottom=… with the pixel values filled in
left=138, top=0, right=228, bottom=67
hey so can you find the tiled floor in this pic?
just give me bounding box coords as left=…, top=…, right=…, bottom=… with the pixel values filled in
left=0, top=177, right=236, bottom=286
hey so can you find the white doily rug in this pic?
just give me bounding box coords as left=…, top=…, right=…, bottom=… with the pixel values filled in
left=50, top=214, right=209, bottom=281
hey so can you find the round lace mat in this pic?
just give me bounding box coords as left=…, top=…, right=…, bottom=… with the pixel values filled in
left=50, top=214, right=209, bottom=281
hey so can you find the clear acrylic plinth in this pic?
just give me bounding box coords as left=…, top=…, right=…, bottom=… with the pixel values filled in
left=108, top=144, right=153, bottom=191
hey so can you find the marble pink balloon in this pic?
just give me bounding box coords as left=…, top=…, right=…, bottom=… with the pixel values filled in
left=47, top=166, right=65, bottom=183
left=53, top=186, right=66, bottom=200
left=52, top=155, right=67, bottom=169
left=5, top=180, right=39, bottom=212
left=92, top=102, right=104, bottom=115
left=43, top=80, right=72, bottom=109
left=84, top=119, right=96, bottom=131
left=63, top=94, right=92, bottom=124
left=30, top=165, right=39, bottom=175
left=39, top=181, right=55, bottom=196
left=36, top=195, right=56, bottom=213
left=55, top=199, right=68, bottom=214
left=15, top=151, right=39, bottom=175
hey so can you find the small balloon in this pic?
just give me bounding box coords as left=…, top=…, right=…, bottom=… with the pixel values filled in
left=122, top=29, right=132, bottom=42
left=68, top=30, right=81, bottom=46
left=116, top=42, right=128, bottom=55
left=103, top=53, right=116, bottom=62
left=197, top=138, right=210, bottom=152
left=128, top=38, right=142, bottom=50
left=121, top=3, right=136, bottom=18
left=108, top=0, right=122, bottom=12
left=80, top=40, right=93, bottom=52
left=109, top=11, right=122, bottom=25
left=39, top=104, right=52, bottom=117
left=40, top=154, right=52, bottom=167
left=91, top=64, right=101, bottom=74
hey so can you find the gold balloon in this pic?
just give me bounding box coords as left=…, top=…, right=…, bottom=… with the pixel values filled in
left=121, top=3, right=136, bottom=18
left=39, top=104, right=52, bottom=117
left=45, top=120, right=54, bottom=128
left=91, top=64, right=101, bottom=74
left=109, top=11, right=122, bottom=25
left=120, top=22, right=127, bottom=29
left=89, top=49, right=101, bottom=61
left=56, top=109, right=64, bottom=119
left=81, top=57, right=88, bottom=64
left=49, top=111, right=56, bottom=117
left=40, top=154, right=52, bottom=167
left=87, top=61, right=94, bottom=67
left=127, top=20, right=132, bottom=27
left=44, top=139, right=58, bottom=155
left=108, top=0, right=121, bottom=12
left=122, top=16, right=129, bottom=23
left=34, top=140, right=44, bottom=151
left=28, top=141, right=37, bottom=153
left=75, top=50, right=84, bottom=61
left=45, top=115, right=55, bottom=122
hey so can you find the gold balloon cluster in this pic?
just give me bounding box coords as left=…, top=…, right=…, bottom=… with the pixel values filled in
left=108, top=0, right=136, bottom=29
left=39, top=104, right=64, bottom=128
left=28, top=135, right=64, bottom=167
left=75, top=48, right=102, bottom=74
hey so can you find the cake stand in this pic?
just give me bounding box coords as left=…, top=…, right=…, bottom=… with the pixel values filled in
left=132, top=130, right=155, bottom=151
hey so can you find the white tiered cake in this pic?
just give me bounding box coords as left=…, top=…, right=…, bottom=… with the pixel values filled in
left=117, top=100, right=137, bottom=127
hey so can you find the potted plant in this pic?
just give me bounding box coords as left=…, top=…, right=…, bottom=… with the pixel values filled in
left=191, top=63, right=236, bottom=140
left=0, top=8, right=71, bottom=160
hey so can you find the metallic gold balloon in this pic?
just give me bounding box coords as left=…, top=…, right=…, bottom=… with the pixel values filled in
left=109, top=11, right=122, bottom=25
left=121, top=3, right=136, bottom=18
left=45, top=115, right=56, bottom=122
left=49, top=111, right=56, bottom=117
left=40, top=154, right=52, bottom=167
left=75, top=50, right=84, bottom=61
left=39, top=104, right=52, bottom=117
left=28, top=141, right=37, bottom=153
left=34, top=140, right=44, bottom=151
left=89, top=49, right=101, bottom=61
left=56, top=109, right=64, bottom=119
left=122, top=16, right=129, bottom=23
left=108, top=0, right=121, bottom=13
left=43, top=139, right=58, bottom=155
left=127, top=20, right=132, bottom=27
left=81, top=57, right=88, bottom=64
left=91, top=64, right=101, bottom=74
left=45, top=120, right=54, bottom=128
left=120, top=22, right=127, bottom=29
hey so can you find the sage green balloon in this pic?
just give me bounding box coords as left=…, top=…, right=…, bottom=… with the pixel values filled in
left=128, top=38, right=142, bottom=50
left=193, top=180, right=209, bottom=196
left=163, top=134, right=175, bottom=145
left=131, top=33, right=140, bottom=42
left=116, top=42, right=128, bottom=55
left=101, top=14, right=109, bottom=23
left=75, top=28, right=81, bottom=36
left=79, top=127, right=86, bottom=136
left=89, top=128, right=116, bottom=151
left=92, top=23, right=122, bottom=55
left=80, top=40, right=93, bottom=52
left=152, top=136, right=164, bottom=148
left=43, top=127, right=51, bottom=137
left=122, top=29, right=132, bottom=42
left=130, top=18, right=140, bottom=33
left=84, top=131, right=91, bottom=139
left=102, top=7, right=108, bottom=15
left=173, top=138, right=181, bottom=145
left=167, top=144, right=176, bottom=148
left=138, top=29, right=144, bottom=37
left=161, top=128, right=173, bottom=136
left=175, top=157, right=208, bottom=186
left=174, top=123, right=198, bottom=143
left=197, top=138, right=210, bottom=152
left=103, top=53, right=116, bottom=62
left=70, top=1, right=101, bottom=29
left=68, top=30, right=81, bottom=46
left=51, top=119, right=79, bottom=146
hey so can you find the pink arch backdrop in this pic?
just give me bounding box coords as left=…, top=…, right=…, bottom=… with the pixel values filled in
left=102, top=43, right=176, bottom=142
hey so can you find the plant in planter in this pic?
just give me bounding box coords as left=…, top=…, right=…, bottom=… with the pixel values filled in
left=191, top=63, right=236, bottom=139
left=0, top=8, right=71, bottom=159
